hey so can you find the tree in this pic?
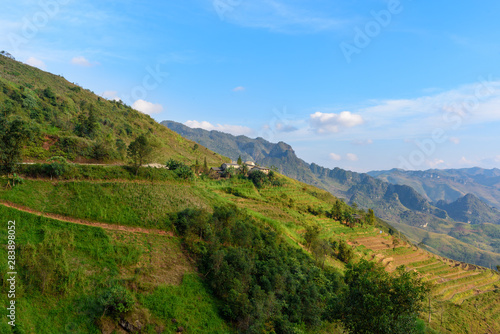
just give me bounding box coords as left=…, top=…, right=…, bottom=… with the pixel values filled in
left=392, top=238, right=400, bottom=251
left=330, top=200, right=343, bottom=221
left=337, top=239, right=354, bottom=263
left=203, top=157, right=208, bottom=173
left=304, top=225, right=321, bottom=250
left=237, top=155, right=242, bottom=165
left=193, top=159, right=200, bottom=173
left=327, top=260, right=429, bottom=334
left=311, top=239, right=332, bottom=269
left=342, top=211, right=353, bottom=226
left=0, top=116, right=29, bottom=175
left=75, top=109, right=98, bottom=138
left=365, top=208, right=375, bottom=226
left=127, top=134, right=153, bottom=175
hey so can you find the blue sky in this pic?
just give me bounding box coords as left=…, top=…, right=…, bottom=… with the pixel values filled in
left=2, top=0, right=500, bottom=172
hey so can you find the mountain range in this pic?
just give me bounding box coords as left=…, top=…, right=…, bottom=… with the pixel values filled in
left=163, top=120, right=500, bottom=267
left=368, top=168, right=500, bottom=210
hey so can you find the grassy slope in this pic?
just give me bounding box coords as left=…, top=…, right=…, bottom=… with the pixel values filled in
left=0, top=205, right=231, bottom=333
left=0, top=54, right=228, bottom=166
left=1, top=169, right=499, bottom=332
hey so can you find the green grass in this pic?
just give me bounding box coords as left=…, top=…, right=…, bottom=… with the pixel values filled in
left=140, top=274, right=233, bottom=334
left=0, top=205, right=229, bottom=333
left=0, top=179, right=221, bottom=229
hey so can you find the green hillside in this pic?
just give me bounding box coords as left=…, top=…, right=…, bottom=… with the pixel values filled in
left=1, top=166, right=499, bottom=333
left=162, top=120, right=500, bottom=268
left=1, top=55, right=499, bottom=334
left=0, top=54, right=227, bottom=166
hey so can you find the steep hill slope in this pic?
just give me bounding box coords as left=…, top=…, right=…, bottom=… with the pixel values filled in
left=162, top=120, right=500, bottom=267
left=0, top=54, right=227, bottom=166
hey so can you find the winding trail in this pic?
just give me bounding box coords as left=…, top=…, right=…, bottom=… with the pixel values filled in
left=0, top=199, right=173, bottom=236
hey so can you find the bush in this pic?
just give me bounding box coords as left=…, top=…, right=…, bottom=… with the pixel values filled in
left=248, top=170, right=268, bottom=188
left=100, top=285, right=135, bottom=317
left=166, top=159, right=194, bottom=180
left=166, top=159, right=183, bottom=170
left=175, top=164, right=194, bottom=180
left=44, top=156, right=73, bottom=178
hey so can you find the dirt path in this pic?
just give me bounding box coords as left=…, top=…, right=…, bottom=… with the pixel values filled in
left=0, top=199, right=173, bottom=236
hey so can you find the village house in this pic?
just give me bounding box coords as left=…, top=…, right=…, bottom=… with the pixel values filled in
left=248, top=166, right=270, bottom=175
left=221, top=162, right=241, bottom=170
left=214, top=161, right=270, bottom=175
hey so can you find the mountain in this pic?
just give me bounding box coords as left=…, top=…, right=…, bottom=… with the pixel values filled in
left=436, top=193, right=500, bottom=225
left=0, top=54, right=228, bottom=166
left=368, top=168, right=500, bottom=210
left=162, top=120, right=500, bottom=267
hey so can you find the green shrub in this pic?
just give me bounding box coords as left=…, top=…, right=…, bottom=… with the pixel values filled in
left=166, top=159, right=194, bottom=180
left=100, top=285, right=135, bottom=317
left=166, top=158, right=183, bottom=170
left=44, top=156, right=73, bottom=178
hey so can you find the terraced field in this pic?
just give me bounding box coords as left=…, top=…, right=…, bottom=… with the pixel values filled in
left=325, top=224, right=500, bottom=305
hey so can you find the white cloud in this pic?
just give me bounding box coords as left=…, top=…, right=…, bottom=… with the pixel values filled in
left=185, top=120, right=253, bottom=136
left=25, top=57, right=46, bottom=70
left=359, top=79, right=500, bottom=139
left=233, top=86, right=245, bottom=92
left=426, top=159, right=445, bottom=168
left=101, top=91, right=120, bottom=101
left=459, top=156, right=475, bottom=166
left=132, top=100, right=164, bottom=115
left=346, top=153, right=358, bottom=161
left=449, top=137, right=460, bottom=144
left=71, top=56, right=97, bottom=67
left=329, top=153, right=341, bottom=161
left=310, top=111, right=364, bottom=134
